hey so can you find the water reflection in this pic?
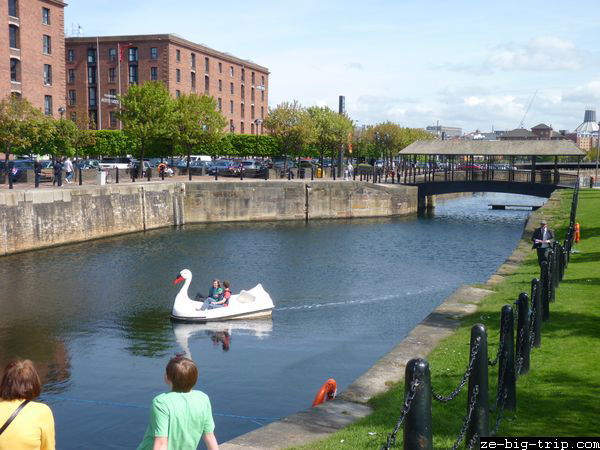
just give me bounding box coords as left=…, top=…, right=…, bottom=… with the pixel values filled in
left=172, top=320, right=273, bottom=357
left=119, top=308, right=173, bottom=358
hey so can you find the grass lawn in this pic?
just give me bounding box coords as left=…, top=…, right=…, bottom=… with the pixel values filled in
left=292, top=189, right=600, bottom=449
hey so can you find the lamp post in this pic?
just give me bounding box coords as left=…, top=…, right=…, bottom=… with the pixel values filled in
left=58, top=106, right=65, bottom=119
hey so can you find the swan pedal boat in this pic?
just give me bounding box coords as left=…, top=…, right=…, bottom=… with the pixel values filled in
left=171, top=269, right=275, bottom=322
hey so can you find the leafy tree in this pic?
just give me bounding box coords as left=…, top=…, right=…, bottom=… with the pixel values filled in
left=0, top=95, right=41, bottom=181
left=117, top=82, right=175, bottom=177
left=263, top=101, right=316, bottom=169
left=172, top=93, right=227, bottom=177
left=307, top=106, right=353, bottom=170
left=22, top=117, right=56, bottom=158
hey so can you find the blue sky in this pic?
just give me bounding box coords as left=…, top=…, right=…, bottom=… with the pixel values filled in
left=66, top=0, right=600, bottom=132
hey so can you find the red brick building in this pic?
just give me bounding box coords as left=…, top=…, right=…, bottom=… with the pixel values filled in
left=1, top=0, right=66, bottom=117
left=65, top=34, right=269, bottom=134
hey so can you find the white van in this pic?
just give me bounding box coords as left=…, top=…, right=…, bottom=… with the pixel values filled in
left=189, top=155, right=212, bottom=163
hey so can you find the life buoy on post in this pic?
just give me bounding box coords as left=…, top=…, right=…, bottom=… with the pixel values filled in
left=575, top=222, right=581, bottom=243
left=312, top=378, right=337, bottom=407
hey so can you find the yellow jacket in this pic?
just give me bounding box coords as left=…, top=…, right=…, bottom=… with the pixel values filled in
left=0, top=400, right=55, bottom=450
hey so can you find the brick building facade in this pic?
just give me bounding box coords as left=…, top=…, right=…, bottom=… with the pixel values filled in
left=1, top=0, right=66, bottom=117
left=65, top=34, right=269, bottom=134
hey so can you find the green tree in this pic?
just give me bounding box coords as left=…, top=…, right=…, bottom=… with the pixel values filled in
left=172, top=93, right=227, bottom=177
left=307, top=106, right=353, bottom=171
left=117, top=82, right=175, bottom=178
left=263, top=101, right=316, bottom=170
left=0, top=95, right=41, bottom=181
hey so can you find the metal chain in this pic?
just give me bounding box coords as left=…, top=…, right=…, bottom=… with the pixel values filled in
left=491, top=388, right=508, bottom=436
left=450, top=385, right=479, bottom=450
left=467, top=433, right=480, bottom=450
left=381, top=372, right=421, bottom=450
left=528, top=305, right=537, bottom=348
left=432, top=337, right=481, bottom=403
left=489, top=317, right=510, bottom=367
left=515, top=327, right=525, bottom=376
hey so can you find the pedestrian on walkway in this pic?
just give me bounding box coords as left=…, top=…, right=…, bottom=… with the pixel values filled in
left=53, top=159, right=62, bottom=187
left=137, top=356, right=218, bottom=450
left=64, top=157, right=74, bottom=184
left=532, top=219, right=554, bottom=266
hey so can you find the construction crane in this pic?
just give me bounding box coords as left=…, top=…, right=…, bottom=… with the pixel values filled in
left=518, top=91, right=537, bottom=129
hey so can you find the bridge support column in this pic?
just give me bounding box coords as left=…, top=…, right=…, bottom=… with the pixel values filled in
left=418, top=194, right=427, bottom=213
left=426, top=195, right=436, bottom=210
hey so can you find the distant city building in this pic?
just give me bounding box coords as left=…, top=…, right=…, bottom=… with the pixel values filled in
left=464, top=130, right=504, bottom=140
left=1, top=0, right=67, bottom=118
left=574, top=109, right=599, bottom=151
left=499, top=128, right=539, bottom=141
left=65, top=34, right=269, bottom=133
left=426, top=125, right=462, bottom=139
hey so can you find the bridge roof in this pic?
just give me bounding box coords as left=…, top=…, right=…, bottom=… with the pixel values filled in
left=400, top=140, right=585, bottom=156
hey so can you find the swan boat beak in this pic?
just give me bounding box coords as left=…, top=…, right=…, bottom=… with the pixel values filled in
left=173, top=275, right=185, bottom=285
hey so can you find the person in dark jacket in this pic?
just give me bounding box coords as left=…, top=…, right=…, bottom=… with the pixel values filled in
left=532, top=220, right=555, bottom=266
left=53, top=159, right=63, bottom=187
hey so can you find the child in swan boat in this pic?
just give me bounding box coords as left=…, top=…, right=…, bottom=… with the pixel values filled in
left=199, top=280, right=229, bottom=310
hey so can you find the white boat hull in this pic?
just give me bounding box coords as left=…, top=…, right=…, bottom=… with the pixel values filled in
left=170, top=308, right=273, bottom=322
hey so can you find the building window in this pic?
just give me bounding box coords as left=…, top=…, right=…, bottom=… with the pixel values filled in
left=108, top=48, right=117, bottom=61
left=89, top=110, right=97, bottom=129
left=204, top=75, right=209, bottom=92
left=128, top=47, right=138, bottom=62
left=176, top=90, right=181, bottom=98
left=230, top=82, right=234, bottom=95
left=261, top=75, right=265, bottom=85
left=42, top=7, right=50, bottom=25
left=191, top=72, right=196, bottom=90
left=44, top=95, right=52, bottom=115
left=68, top=90, right=76, bottom=106
left=10, top=58, right=20, bottom=82
left=218, top=98, right=222, bottom=111
left=218, top=79, right=222, bottom=92
left=109, top=88, right=117, bottom=97
left=230, top=100, right=234, bottom=114
left=218, top=62, right=222, bottom=73
left=241, top=84, right=245, bottom=99
left=87, top=66, right=96, bottom=84
left=176, top=69, right=181, bottom=83
left=240, top=121, right=244, bottom=133
left=251, top=87, right=255, bottom=102
left=241, top=68, right=245, bottom=82
left=261, top=90, right=265, bottom=102
left=9, top=25, right=19, bottom=49
left=251, top=123, right=255, bottom=134
left=70, top=112, right=77, bottom=122
left=190, top=53, right=196, bottom=69
left=68, top=69, right=75, bottom=83
left=251, top=71, right=255, bottom=85
left=88, top=87, right=97, bottom=107
left=229, top=119, right=234, bottom=132
left=8, top=0, right=18, bottom=17
left=151, top=47, right=158, bottom=60
left=241, top=103, right=244, bottom=119
left=110, top=111, right=117, bottom=128
left=87, top=48, right=96, bottom=64
left=230, top=66, right=234, bottom=77
left=261, top=106, right=264, bottom=119
left=44, top=64, right=52, bottom=85
left=176, top=49, right=181, bottom=62
left=67, top=49, right=75, bottom=62
left=251, top=105, right=255, bottom=120
left=108, top=67, right=116, bottom=83
left=129, top=65, right=138, bottom=84
left=43, top=35, right=51, bottom=54
left=205, top=57, right=209, bottom=73
left=151, top=67, right=158, bottom=81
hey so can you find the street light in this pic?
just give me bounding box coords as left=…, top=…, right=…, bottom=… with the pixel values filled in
left=58, top=106, right=65, bottom=119
left=254, top=119, right=263, bottom=136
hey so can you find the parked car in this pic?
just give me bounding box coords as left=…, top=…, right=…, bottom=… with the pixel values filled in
left=9, top=159, right=34, bottom=182
left=207, top=160, right=237, bottom=176
left=99, top=157, right=131, bottom=169
left=240, top=160, right=268, bottom=178
left=76, top=159, right=100, bottom=170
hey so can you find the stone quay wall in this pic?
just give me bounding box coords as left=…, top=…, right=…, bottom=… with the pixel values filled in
left=0, top=181, right=417, bottom=256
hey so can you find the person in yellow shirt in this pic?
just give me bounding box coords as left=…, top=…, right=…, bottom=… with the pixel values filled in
left=0, top=359, right=55, bottom=450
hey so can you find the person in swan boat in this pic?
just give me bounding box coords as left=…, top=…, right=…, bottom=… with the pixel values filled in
left=200, top=280, right=226, bottom=310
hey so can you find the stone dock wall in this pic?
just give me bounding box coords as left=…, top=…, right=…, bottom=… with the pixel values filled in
left=0, top=181, right=417, bottom=256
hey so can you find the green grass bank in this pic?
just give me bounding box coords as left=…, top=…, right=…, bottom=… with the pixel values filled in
left=292, top=189, right=600, bottom=449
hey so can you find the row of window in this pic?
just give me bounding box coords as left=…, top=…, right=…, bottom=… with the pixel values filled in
left=8, top=26, right=52, bottom=55
left=8, top=1, right=51, bottom=24
left=8, top=59, right=53, bottom=86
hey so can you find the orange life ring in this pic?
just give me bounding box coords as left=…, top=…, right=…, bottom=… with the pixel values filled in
left=575, top=222, right=581, bottom=243
left=312, top=378, right=337, bottom=407
left=158, top=163, right=167, bottom=172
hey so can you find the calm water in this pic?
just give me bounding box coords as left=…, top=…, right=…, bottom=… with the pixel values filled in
left=0, top=193, right=544, bottom=449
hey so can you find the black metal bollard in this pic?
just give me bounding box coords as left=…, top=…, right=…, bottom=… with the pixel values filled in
left=188, top=167, right=192, bottom=181
left=215, top=169, right=218, bottom=181
left=516, top=293, right=530, bottom=375
left=8, top=162, right=13, bottom=189
left=333, top=167, right=336, bottom=180
left=499, top=305, right=516, bottom=411
left=353, top=169, right=356, bottom=181
left=131, top=168, right=136, bottom=182
left=264, top=168, right=268, bottom=181
left=147, top=167, right=151, bottom=182
left=530, top=279, right=542, bottom=348
left=288, top=168, right=291, bottom=181
left=78, top=168, right=83, bottom=186
left=240, top=167, right=244, bottom=180
left=552, top=243, right=560, bottom=289
left=311, top=167, right=314, bottom=181
left=161, top=169, right=165, bottom=181
left=560, top=246, right=567, bottom=281
left=466, top=323, right=489, bottom=446
left=547, top=250, right=555, bottom=303
left=403, top=358, right=433, bottom=450
left=540, top=261, right=550, bottom=321
left=35, top=171, right=40, bottom=188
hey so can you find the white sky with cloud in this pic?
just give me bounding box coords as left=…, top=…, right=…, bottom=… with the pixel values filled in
left=66, top=0, right=600, bottom=133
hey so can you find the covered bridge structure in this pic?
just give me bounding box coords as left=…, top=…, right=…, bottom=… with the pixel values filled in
left=397, top=140, right=585, bottom=210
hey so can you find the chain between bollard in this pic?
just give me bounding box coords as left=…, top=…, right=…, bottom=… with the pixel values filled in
left=431, top=337, right=481, bottom=403
left=515, top=327, right=525, bottom=376
left=381, top=372, right=421, bottom=450
left=528, top=306, right=537, bottom=349
left=488, top=317, right=509, bottom=367
left=450, top=385, right=479, bottom=450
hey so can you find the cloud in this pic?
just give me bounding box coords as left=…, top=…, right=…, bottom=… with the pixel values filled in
left=345, top=62, right=363, bottom=71
left=563, top=79, right=600, bottom=103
